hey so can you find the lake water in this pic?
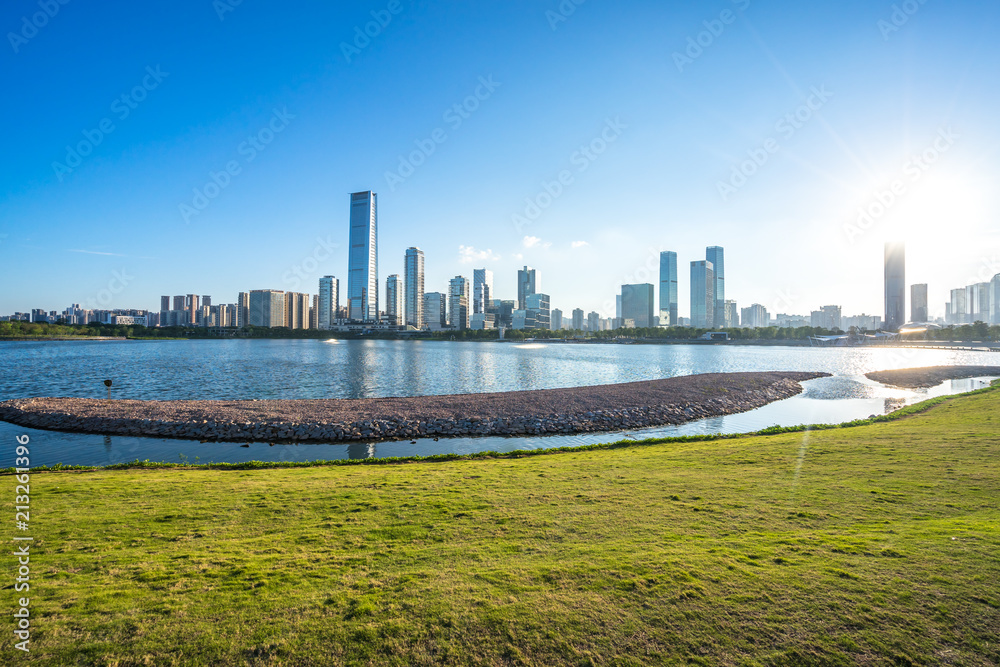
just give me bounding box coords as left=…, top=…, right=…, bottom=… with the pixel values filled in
left=0, top=339, right=997, bottom=467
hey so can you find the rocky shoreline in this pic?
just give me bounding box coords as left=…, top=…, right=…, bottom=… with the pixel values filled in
left=0, top=371, right=826, bottom=443
left=866, top=365, right=1000, bottom=389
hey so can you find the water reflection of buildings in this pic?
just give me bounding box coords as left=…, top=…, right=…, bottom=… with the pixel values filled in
left=347, top=442, right=376, bottom=459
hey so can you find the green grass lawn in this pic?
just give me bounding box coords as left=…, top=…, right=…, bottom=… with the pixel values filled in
left=13, top=387, right=1000, bottom=665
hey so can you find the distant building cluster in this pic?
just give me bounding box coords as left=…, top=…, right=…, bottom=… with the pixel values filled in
left=7, top=196, right=1000, bottom=334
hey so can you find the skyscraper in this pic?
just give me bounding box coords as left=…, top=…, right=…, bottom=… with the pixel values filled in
left=659, top=251, right=678, bottom=326
left=621, top=284, right=655, bottom=328
left=551, top=308, right=563, bottom=330
left=236, top=292, right=250, bottom=328
left=525, top=293, right=551, bottom=330
left=404, top=247, right=425, bottom=329
left=991, top=274, right=1000, bottom=325
left=386, top=274, right=403, bottom=324
left=473, top=268, right=494, bottom=315
left=911, top=283, right=928, bottom=323
left=318, top=276, right=339, bottom=329
left=423, top=292, right=447, bottom=329
left=517, top=266, right=536, bottom=310
left=284, top=292, right=309, bottom=329
left=187, top=294, right=199, bottom=324
left=884, top=242, right=905, bottom=331
left=347, top=191, right=378, bottom=321
left=706, top=246, right=725, bottom=329
left=690, top=261, right=715, bottom=328
left=572, top=308, right=584, bottom=331
left=448, top=276, right=470, bottom=329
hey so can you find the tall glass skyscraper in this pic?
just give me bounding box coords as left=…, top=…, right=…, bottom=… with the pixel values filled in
left=690, top=260, right=715, bottom=328
left=404, top=247, right=424, bottom=328
left=659, top=251, right=678, bottom=326
left=347, top=191, right=378, bottom=321
left=706, top=246, right=725, bottom=329
left=517, top=266, right=536, bottom=310
left=884, top=242, right=905, bottom=331
left=448, top=276, right=470, bottom=329
left=473, top=268, right=494, bottom=314
left=386, top=274, right=403, bottom=324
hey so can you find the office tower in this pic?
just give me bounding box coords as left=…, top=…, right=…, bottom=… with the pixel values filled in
left=285, top=292, right=309, bottom=329
left=911, top=284, right=928, bottom=323
left=587, top=311, right=600, bottom=332
left=491, top=299, right=515, bottom=329
left=404, top=247, right=425, bottom=328
left=473, top=268, right=494, bottom=315
left=572, top=308, right=584, bottom=331
left=884, top=242, right=905, bottom=331
left=968, top=282, right=990, bottom=323
left=347, top=190, right=378, bottom=321
left=706, top=246, right=725, bottom=328
left=723, top=300, right=738, bottom=328
left=385, top=274, right=403, bottom=325
left=318, top=276, right=339, bottom=329
left=517, top=266, right=536, bottom=310
left=741, top=304, right=769, bottom=328
left=448, top=276, right=470, bottom=329
left=525, top=293, right=551, bottom=329
left=202, top=295, right=212, bottom=308
left=172, top=295, right=185, bottom=311
left=615, top=295, right=622, bottom=319
left=659, top=251, right=678, bottom=326
left=160, top=296, right=170, bottom=312
left=423, top=292, right=447, bottom=329
left=690, top=261, right=715, bottom=328
left=248, top=290, right=285, bottom=328
left=992, top=274, right=1000, bottom=325
left=621, top=284, right=655, bottom=328
left=236, top=292, right=250, bottom=328
left=551, top=308, right=563, bottom=330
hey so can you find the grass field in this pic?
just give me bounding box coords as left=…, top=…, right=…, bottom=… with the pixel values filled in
left=12, top=386, right=1000, bottom=665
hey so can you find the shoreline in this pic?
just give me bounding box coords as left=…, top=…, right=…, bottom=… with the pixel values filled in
left=866, top=365, right=1000, bottom=388
left=0, top=371, right=826, bottom=443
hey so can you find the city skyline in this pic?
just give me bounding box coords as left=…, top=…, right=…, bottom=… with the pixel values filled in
left=2, top=2, right=998, bottom=318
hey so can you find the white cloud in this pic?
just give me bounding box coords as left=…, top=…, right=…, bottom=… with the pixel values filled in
left=458, top=245, right=499, bottom=264
left=522, top=235, right=552, bottom=250
left=571, top=240, right=589, bottom=248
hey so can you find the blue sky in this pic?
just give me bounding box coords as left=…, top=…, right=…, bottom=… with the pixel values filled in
left=2, top=0, right=999, bottom=319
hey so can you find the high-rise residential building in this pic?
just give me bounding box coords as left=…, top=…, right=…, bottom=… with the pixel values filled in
left=448, top=276, right=470, bottom=330
left=202, top=295, right=212, bottom=308
left=310, top=294, right=318, bottom=329
left=473, top=268, right=494, bottom=315
left=236, top=292, right=250, bottom=327
left=160, top=296, right=170, bottom=312
left=741, top=303, right=769, bottom=328
left=404, top=247, right=425, bottom=328
left=572, top=308, right=584, bottom=331
left=991, top=274, right=1000, bottom=325
left=347, top=190, right=378, bottom=321
left=172, top=295, right=185, bottom=311
left=517, top=266, right=536, bottom=310
left=968, top=282, right=990, bottom=323
left=423, top=292, right=447, bottom=329
left=911, top=284, right=928, bottom=323
left=525, top=293, right=551, bottom=330
left=810, top=305, right=843, bottom=330
left=706, top=246, right=725, bottom=328
left=551, top=308, right=563, bottom=330
left=587, top=311, right=600, bottom=332
left=187, top=294, right=199, bottom=324
left=621, top=284, right=655, bottom=328
left=659, top=251, right=678, bottom=326
left=884, top=242, right=905, bottom=331
left=385, top=274, right=403, bottom=325
left=248, top=290, right=285, bottom=328
left=318, top=276, right=339, bottom=329
left=723, top=300, right=738, bottom=328
left=285, top=292, right=309, bottom=329
left=948, top=287, right=967, bottom=325
left=690, top=261, right=715, bottom=328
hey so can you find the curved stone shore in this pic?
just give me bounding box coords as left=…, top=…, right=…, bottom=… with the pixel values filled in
left=866, top=365, right=1000, bottom=389
left=0, top=371, right=828, bottom=443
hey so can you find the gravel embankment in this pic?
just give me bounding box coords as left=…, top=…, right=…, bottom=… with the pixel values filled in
left=866, top=366, right=1000, bottom=389
left=0, top=371, right=828, bottom=443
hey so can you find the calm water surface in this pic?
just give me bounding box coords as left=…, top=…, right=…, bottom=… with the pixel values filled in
left=0, top=339, right=996, bottom=466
